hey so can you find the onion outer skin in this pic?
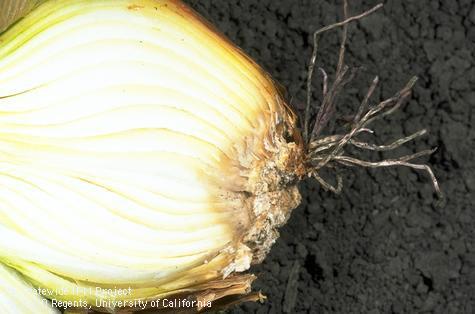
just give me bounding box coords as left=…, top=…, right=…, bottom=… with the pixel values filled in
left=0, top=0, right=305, bottom=310
left=0, top=0, right=43, bottom=33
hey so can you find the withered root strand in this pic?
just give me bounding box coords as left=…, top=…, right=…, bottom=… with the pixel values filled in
left=303, top=0, right=441, bottom=198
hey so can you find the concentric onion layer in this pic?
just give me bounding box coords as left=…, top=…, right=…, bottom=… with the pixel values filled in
left=0, top=0, right=290, bottom=305
left=0, top=263, right=58, bottom=313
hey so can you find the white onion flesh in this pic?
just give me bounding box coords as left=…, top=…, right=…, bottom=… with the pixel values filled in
left=0, top=0, right=303, bottom=308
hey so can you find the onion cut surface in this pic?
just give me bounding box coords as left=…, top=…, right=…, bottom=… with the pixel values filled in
left=0, top=0, right=304, bottom=309
left=0, top=263, right=58, bottom=313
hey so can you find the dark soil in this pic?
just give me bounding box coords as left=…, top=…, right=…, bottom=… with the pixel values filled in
left=185, top=0, right=475, bottom=313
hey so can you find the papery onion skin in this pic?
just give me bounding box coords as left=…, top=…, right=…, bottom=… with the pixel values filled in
left=0, top=0, right=42, bottom=33
left=0, top=0, right=305, bottom=310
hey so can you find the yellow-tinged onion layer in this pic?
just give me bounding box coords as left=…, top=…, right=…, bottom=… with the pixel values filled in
left=0, top=263, right=58, bottom=313
left=0, top=0, right=303, bottom=306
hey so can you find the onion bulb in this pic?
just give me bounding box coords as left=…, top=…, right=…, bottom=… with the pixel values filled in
left=0, top=0, right=438, bottom=312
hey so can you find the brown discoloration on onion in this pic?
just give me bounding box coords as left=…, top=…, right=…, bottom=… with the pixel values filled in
left=127, top=4, right=145, bottom=11
left=222, top=97, right=305, bottom=270
left=83, top=274, right=259, bottom=313
left=0, top=0, right=42, bottom=33
left=244, top=186, right=301, bottom=264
